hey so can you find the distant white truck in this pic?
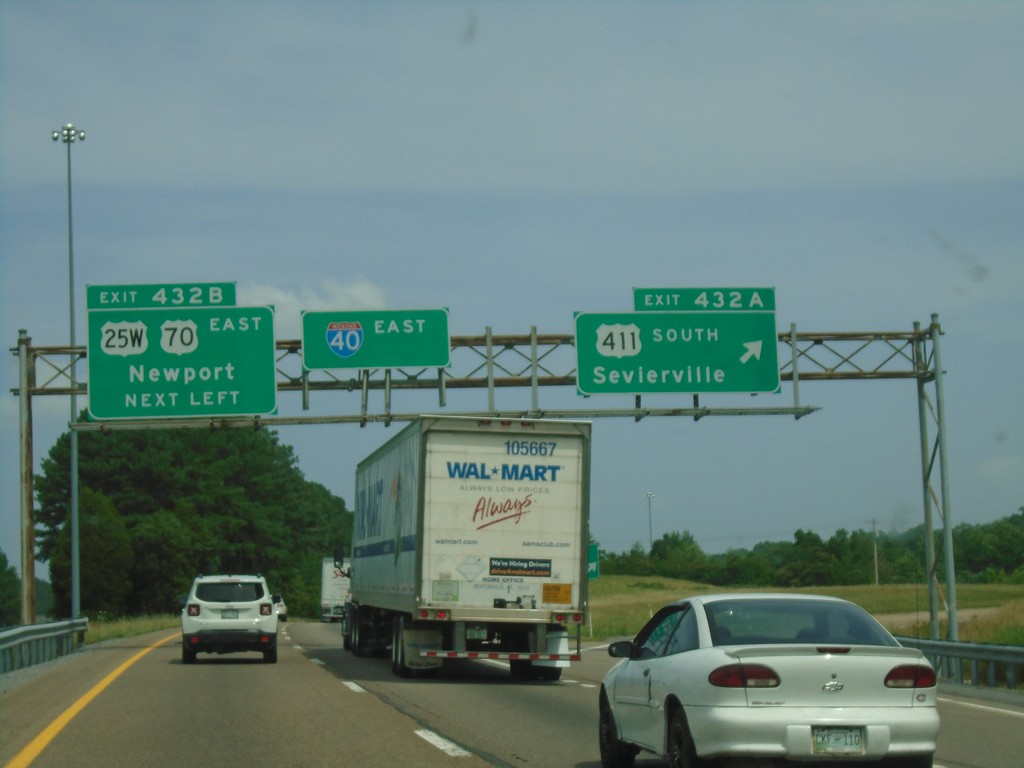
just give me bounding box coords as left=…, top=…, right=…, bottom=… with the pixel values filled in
left=320, top=556, right=350, bottom=622
left=342, top=416, right=591, bottom=679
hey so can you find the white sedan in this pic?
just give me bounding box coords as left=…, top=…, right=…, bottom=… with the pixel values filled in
left=599, top=593, right=938, bottom=768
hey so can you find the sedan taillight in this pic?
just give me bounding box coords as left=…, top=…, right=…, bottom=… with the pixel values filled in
left=708, top=663, right=780, bottom=688
left=884, top=665, right=937, bottom=688
left=260, top=603, right=273, bottom=616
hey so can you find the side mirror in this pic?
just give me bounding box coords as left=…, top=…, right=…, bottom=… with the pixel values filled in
left=608, top=640, right=635, bottom=658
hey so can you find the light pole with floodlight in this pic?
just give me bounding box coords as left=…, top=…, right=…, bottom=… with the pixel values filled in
left=52, top=122, right=84, bottom=620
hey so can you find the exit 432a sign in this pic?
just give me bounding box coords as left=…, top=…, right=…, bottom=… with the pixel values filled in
left=634, top=287, right=775, bottom=312
left=87, top=306, right=277, bottom=419
left=574, top=311, right=780, bottom=395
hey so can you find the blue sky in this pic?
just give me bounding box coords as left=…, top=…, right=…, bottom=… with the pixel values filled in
left=2, top=2, right=1022, bottom=571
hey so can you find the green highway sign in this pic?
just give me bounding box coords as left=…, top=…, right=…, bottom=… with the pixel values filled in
left=634, top=287, right=775, bottom=312
left=87, top=306, right=277, bottom=419
left=301, top=309, right=451, bottom=370
left=574, top=311, right=780, bottom=395
left=588, top=543, right=600, bottom=580
left=87, top=282, right=236, bottom=309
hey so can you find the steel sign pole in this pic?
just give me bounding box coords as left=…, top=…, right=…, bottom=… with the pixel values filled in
left=53, top=123, right=84, bottom=620
left=930, top=314, right=958, bottom=641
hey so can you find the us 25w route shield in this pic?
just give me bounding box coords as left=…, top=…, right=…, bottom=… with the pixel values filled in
left=574, top=311, right=780, bottom=395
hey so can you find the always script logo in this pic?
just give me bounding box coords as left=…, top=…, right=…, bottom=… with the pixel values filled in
left=472, top=494, right=533, bottom=529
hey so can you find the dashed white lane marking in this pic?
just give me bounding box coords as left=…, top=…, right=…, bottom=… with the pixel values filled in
left=309, top=658, right=325, bottom=666
left=416, top=729, right=472, bottom=757
left=343, top=681, right=367, bottom=693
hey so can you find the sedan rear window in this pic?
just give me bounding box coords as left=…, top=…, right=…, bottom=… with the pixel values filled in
left=705, top=598, right=898, bottom=647
left=195, top=582, right=265, bottom=603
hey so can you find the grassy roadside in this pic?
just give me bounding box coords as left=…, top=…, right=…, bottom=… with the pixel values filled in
left=586, top=576, right=1024, bottom=644
left=84, top=614, right=180, bottom=644
left=82, top=579, right=1024, bottom=646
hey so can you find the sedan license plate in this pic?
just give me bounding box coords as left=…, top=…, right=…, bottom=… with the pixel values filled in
left=220, top=609, right=239, bottom=619
left=813, top=726, right=864, bottom=755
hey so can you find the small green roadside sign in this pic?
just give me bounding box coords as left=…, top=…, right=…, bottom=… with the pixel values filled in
left=301, top=309, right=451, bottom=370
left=87, top=306, right=277, bottom=419
left=87, top=282, right=236, bottom=309
left=574, top=311, right=780, bottom=395
left=588, top=543, right=600, bottom=580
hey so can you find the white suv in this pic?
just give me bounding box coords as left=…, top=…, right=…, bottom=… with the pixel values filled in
left=181, top=574, right=279, bottom=664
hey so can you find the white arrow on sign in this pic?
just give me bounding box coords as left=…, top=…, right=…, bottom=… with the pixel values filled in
left=740, top=340, right=763, bottom=364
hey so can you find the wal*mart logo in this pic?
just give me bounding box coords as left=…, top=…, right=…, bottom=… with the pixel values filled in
left=326, top=321, right=364, bottom=359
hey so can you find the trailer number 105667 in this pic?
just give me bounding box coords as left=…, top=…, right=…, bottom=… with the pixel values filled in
left=504, top=440, right=558, bottom=457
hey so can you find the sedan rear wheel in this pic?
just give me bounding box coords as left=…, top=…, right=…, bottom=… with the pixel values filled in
left=599, top=696, right=638, bottom=768
left=667, top=708, right=704, bottom=768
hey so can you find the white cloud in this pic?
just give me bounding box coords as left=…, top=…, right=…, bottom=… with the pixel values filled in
left=238, top=277, right=388, bottom=339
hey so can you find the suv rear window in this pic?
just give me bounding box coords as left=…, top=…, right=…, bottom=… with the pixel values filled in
left=195, top=582, right=265, bottom=603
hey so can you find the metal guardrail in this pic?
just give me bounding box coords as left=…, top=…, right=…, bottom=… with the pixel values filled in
left=0, top=619, right=89, bottom=674
left=897, top=636, right=1023, bottom=691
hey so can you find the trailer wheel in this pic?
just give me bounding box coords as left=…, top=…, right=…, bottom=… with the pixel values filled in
left=538, top=666, right=562, bottom=681
left=391, top=615, right=412, bottom=678
left=510, top=659, right=532, bottom=680
left=351, top=609, right=366, bottom=657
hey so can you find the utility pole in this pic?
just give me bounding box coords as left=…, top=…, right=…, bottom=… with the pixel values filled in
left=872, top=518, right=879, bottom=586
left=643, top=490, right=654, bottom=552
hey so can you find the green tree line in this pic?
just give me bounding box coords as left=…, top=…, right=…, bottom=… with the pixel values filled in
left=27, top=425, right=351, bottom=620
left=599, top=510, right=1024, bottom=587
left=2, top=421, right=1019, bottom=626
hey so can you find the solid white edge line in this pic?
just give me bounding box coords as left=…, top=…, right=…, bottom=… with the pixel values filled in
left=938, top=696, right=1024, bottom=718
left=415, top=729, right=471, bottom=757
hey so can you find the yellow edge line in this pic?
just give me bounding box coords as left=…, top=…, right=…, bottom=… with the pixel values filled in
left=4, top=631, right=180, bottom=768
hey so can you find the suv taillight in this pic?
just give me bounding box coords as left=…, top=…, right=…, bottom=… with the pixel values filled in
left=187, top=604, right=200, bottom=617
left=260, top=603, right=273, bottom=616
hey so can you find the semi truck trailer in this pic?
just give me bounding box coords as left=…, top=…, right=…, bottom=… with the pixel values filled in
left=343, top=416, right=591, bottom=679
left=321, top=556, right=351, bottom=622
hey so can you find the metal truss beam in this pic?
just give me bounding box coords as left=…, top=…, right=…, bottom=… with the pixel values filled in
left=10, top=316, right=957, bottom=639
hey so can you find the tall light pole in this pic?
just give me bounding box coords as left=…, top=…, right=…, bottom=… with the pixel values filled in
left=642, top=490, right=654, bottom=552
left=52, top=123, right=84, bottom=619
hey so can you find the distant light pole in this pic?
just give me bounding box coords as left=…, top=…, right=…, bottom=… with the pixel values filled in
left=642, top=490, right=655, bottom=552
left=52, top=123, right=84, bottom=620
